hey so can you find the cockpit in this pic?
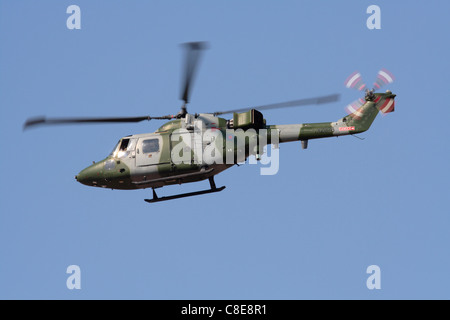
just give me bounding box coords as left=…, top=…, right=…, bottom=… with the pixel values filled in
left=109, top=137, right=137, bottom=159
left=76, top=137, right=136, bottom=188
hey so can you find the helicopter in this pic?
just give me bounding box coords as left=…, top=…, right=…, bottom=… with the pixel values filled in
left=24, top=42, right=396, bottom=203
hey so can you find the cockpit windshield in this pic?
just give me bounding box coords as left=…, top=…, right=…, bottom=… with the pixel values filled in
left=109, top=140, right=121, bottom=157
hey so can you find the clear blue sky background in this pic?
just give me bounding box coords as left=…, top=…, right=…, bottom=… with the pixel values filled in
left=1, top=0, right=449, bottom=299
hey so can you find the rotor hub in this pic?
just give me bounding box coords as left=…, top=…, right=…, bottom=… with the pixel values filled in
left=365, top=89, right=376, bottom=101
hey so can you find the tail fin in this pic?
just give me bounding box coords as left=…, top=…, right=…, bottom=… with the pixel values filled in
left=339, top=91, right=396, bottom=134
left=375, top=92, right=395, bottom=114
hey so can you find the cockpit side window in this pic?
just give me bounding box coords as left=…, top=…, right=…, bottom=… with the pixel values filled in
left=119, top=139, right=130, bottom=151
left=127, top=139, right=137, bottom=151
left=142, top=139, right=160, bottom=153
left=115, top=138, right=137, bottom=158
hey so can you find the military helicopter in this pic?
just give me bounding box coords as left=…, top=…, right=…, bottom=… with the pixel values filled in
left=24, top=42, right=396, bottom=203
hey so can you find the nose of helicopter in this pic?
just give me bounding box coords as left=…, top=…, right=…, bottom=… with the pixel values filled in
left=75, top=162, right=102, bottom=186
left=75, top=168, right=91, bottom=186
left=75, top=158, right=132, bottom=190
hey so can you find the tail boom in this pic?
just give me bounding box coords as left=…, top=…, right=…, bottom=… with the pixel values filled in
left=268, top=91, right=395, bottom=144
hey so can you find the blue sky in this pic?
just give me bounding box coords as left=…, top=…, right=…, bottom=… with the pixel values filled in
left=1, top=0, right=449, bottom=299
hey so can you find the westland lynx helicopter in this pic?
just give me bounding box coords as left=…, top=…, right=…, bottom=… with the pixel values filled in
left=24, top=42, right=396, bottom=203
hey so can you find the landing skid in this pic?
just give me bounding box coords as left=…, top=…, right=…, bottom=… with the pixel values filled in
left=144, top=177, right=226, bottom=203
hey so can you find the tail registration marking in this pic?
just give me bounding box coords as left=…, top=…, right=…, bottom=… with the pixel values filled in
left=339, top=126, right=355, bottom=132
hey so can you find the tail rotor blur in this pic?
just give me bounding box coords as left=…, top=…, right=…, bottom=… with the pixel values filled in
left=345, top=98, right=365, bottom=119
left=344, top=71, right=366, bottom=91
left=373, top=68, right=395, bottom=90
left=344, top=69, right=396, bottom=117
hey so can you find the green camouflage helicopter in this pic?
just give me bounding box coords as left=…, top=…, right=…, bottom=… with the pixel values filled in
left=24, top=42, right=395, bottom=203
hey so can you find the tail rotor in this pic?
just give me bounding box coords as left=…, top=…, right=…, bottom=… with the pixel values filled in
left=373, top=68, right=395, bottom=90
left=344, top=69, right=396, bottom=117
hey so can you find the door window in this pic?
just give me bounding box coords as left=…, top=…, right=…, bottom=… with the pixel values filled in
left=142, top=139, right=160, bottom=153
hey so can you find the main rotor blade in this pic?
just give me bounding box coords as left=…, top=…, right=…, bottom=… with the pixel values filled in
left=213, top=93, right=341, bottom=116
left=23, top=115, right=174, bottom=130
left=180, top=41, right=208, bottom=105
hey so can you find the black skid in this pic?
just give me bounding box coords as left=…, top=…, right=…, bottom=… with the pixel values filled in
left=144, top=177, right=225, bottom=203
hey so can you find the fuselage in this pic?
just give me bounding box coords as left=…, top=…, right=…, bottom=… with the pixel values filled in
left=75, top=113, right=235, bottom=190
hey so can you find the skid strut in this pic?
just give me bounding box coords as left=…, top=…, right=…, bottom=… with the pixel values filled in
left=144, top=176, right=225, bottom=203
